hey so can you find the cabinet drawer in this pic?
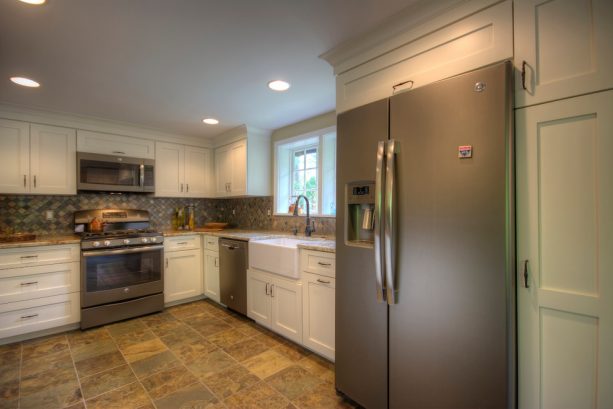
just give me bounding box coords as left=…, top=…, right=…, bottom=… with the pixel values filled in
left=0, top=245, right=80, bottom=270
left=204, top=236, right=219, bottom=252
left=301, top=250, right=335, bottom=278
left=164, top=235, right=201, bottom=251
left=0, top=292, right=80, bottom=339
left=0, top=262, right=80, bottom=304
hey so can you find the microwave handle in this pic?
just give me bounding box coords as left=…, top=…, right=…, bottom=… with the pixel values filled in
left=139, top=164, right=145, bottom=187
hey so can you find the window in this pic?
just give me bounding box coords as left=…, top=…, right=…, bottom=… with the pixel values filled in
left=274, top=127, right=336, bottom=216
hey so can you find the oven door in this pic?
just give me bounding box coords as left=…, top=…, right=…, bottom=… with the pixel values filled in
left=81, top=245, right=164, bottom=307
left=77, top=152, right=155, bottom=193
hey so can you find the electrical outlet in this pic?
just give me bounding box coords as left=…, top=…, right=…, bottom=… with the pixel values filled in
left=45, top=210, right=54, bottom=220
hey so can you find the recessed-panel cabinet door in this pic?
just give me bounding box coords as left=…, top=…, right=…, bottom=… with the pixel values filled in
left=204, top=251, right=220, bottom=303
left=302, top=272, right=335, bottom=361
left=230, top=140, right=247, bottom=195
left=514, top=0, right=613, bottom=107
left=184, top=146, right=211, bottom=197
left=270, top=276, right=302, bottom=344
left=30, top=124, right=76, bottom=195
left=517, top=91, right=613, bottom=409
left=155, top=142, right=184, bottom=197
left=215, top=145, right=231, bottom=197
left=246, top=270, right=271, bottom=326
left=164, top=249, right=202, bottom=303
left=0, top=119, right=29, bottom=194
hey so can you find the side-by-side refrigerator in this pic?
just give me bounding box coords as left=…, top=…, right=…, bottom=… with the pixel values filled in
left=335, top=61, right=515, bottom=409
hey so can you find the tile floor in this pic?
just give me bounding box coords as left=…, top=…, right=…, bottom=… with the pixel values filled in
left=0, top=299, right=356, bottom=409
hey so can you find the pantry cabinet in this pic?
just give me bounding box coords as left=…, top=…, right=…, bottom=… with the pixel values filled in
left=203, top=235, right=220, bottom=303
left=513, top=0, right=613, bottom=108
left=0, top=119, right=76, bottom=195
left=155, top=142, right=212, bottom=198
left=247, top=268, right=303, bottom=344
left=164, top=235, right=203, bottom=304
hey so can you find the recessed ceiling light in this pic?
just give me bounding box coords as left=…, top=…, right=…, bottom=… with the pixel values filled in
left=202, top=118, right=219, bottom=125
left=18, top=0, right=46, bottom=4
left=268, top=80, right=290, bottom=92
left=10, top=76, right=40, bottom=88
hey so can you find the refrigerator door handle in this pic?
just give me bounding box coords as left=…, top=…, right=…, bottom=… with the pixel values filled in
left=385, top=139, right=398, bottom=304
left=374, top=140, right=387, bottom=303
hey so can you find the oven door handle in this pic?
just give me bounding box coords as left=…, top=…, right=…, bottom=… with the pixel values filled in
left=82, top=244, right=164, bottom=257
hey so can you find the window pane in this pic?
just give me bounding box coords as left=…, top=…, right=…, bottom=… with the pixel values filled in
left=305, top=169, right=317, bottom=190
left=293, top=171, right=304, bottom=191
left=306, top=148, right=317, bottom=169
left=293, top=151, right=305, bottom=171
left=306, top=190, right=318, bottom=213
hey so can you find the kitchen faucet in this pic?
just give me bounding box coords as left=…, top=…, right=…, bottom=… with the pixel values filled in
left=293, top=195, right=315, bottom=237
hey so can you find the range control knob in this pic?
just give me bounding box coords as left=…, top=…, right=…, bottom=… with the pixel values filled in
left=141, top=237, right=149, bottom=243
left=92, top=241, right=101, bottom=247
left=104, top=240, right=111, bottom=247
left=123, top=239, right=130, bottom=245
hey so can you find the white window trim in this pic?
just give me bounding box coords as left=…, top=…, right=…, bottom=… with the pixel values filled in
left=273, top=125, right=336, bottom=217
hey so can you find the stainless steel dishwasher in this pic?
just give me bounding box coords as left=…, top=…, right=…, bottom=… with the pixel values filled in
left=219, top=238, right=248, bottom=315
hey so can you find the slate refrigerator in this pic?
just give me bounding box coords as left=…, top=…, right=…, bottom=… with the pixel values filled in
left=335, top=61, right=515, bottom=409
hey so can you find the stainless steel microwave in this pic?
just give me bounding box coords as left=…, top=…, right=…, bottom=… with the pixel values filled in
left=77, top=152, right=155, bottom=192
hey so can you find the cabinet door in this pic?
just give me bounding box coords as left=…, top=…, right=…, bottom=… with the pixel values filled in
left=164, top=249, right=202, bottom=303
left=302, top=273, right=335, bottom=361
left=229, top=140, right=247, bottom=195
left=270, top=276, right=302, bottom=344
left=155, top=142, right=185, bottom=197
left=516, top=91, right=613, bottom=409
left=29, top=124, right=76, bottom=195
left=204, top=251, right=220, bottom=303
left=0, top=119, right=30, bottom=194
left=215, top=145, right=231, bottom=197
left=77, top=130, right=155, bottom=159
left=184, top=146, right=211, bottom=197
left=247, top=270, right=271, bottom=326
left=514, top=0, right=613, bottom=107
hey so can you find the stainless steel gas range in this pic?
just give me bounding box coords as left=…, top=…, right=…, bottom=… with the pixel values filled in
left=75, top=209, right=164, bottom=329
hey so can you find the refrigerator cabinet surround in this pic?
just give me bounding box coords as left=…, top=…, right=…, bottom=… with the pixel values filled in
left=335, top=61, right=515, bottom=409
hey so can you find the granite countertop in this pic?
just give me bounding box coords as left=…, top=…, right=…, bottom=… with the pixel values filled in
left=0, top=234, right=81, bottom=250
left=163, top=229, right=336, bottom=253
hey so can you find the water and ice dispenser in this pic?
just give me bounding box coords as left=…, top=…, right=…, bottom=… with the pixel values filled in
left=345, top=181, right=375, bottom=247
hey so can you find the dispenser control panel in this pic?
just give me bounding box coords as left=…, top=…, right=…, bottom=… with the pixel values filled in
left=347, top=182, right=375, bottom=204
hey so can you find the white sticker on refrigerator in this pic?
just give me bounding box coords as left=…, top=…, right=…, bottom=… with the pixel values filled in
left=458, top=145, right=472, bottom=158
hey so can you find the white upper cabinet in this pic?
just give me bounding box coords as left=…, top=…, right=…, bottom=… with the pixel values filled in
left=77, top=130, right=155, bottom=159
left=155, top=142, right=212, bottom=198
left=214, top=126, right=270, bottom=197
left=514, top=0, right=613, bottom=108
left=0, top=119, right=76, bottom=195
left=0, top=119, right=30, bottom=194
left=323, top=1, right=512, bottom=113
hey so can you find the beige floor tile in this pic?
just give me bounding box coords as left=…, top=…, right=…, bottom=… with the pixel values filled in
left=224, top=382, right=293, bottom=409
left=242, top=350, right=294, bottom=380
left=202, top=364, right=260, bottom=399
left=206, top=328, right=249, bottom=348
left=153, top=382, right=218, bottom=409
left=21, top=334, right=68, bottom=360
left=186, top=349, right=238, bottom=378
left=265, top=365, right=324, bottom=401
left=291, top=382, right=355, bottom=409
left=19, top=378, right=82, bottom=409
left=21, top=349, right=73, bottom=379
left=106, top=319, right=148, bottom=337
left=85, top=381, right=151, bottom=409
left=71, top=338, right=118, bottom=362
left=223, top=338, right=270, bottom=362
left=159, top=325, right=202, bottom=349
left=114, top=329, right=157, bottom=350
left=297, top=354, right=335, bottom=384
left=66, top=328, right=112, bottom=350
left=147, top=318, right=188, bottom=338
left=170, top=337, right=217, bottom=363
left=74, top=350, right=126, bottom=378
left=129, top=350, right=180, bottom=379
left=236, top=323, right=264, bottom=338
left=274, top=342, right=311, bottom=362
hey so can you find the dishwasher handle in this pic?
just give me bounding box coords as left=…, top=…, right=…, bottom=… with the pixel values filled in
left=221, top=243, right=237, bottom=250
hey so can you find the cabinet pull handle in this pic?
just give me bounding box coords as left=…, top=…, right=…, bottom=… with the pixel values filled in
left=23, top=174, right=27, bottom=187
left=180, top=183, right=184, bottom=192
left=21, top=314, right=38, bottom=319
left=316, top=278, right=331, bottom=284
left=392, top=79, right=413, bottom=93
left=176, top=242, right=188, bottom=245
left=112, top=151, right=126, bottom=155
left=33, top=175, right=37, bottom=188
left=20, top=281, right=38, bottom=286
left=523, top=259, right=529, bottom=288
left=165, top=258, right=169, bottom=268
left=20, top=255, right=38, bottom=259
left=317, top=261, right=331, bottom=266
left=265, top=282, right=270, bottom=295
left=521, top=61, right=527, bottom=90
left=186, top=184, right=189, bottom=193
left=270, top=284, right=274, bottom=297
left=214, top=258, right=218, bottom=267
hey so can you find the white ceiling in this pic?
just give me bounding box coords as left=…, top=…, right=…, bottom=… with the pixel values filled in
left=0, top=0, right=420, bottom=139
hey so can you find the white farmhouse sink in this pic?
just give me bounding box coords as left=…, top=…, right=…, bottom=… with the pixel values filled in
left=249, top=237, right=309, bottom=279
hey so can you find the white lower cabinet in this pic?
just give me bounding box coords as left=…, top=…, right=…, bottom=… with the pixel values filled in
left=203, top=235, right=220, bottom=303
left=247, top=269, right=302, bottom=344
left=302, top=272, right=335, bottom=361
left=164, top=236, right=203, bottom=304
left=0, top=244, right=80, bottom=341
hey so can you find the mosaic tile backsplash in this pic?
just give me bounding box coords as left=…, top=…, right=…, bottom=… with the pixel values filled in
left=0, top=194, right=335, bottom=236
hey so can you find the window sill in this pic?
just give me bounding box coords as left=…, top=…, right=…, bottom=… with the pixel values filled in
left=273, top=213, right=336, bottom=219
